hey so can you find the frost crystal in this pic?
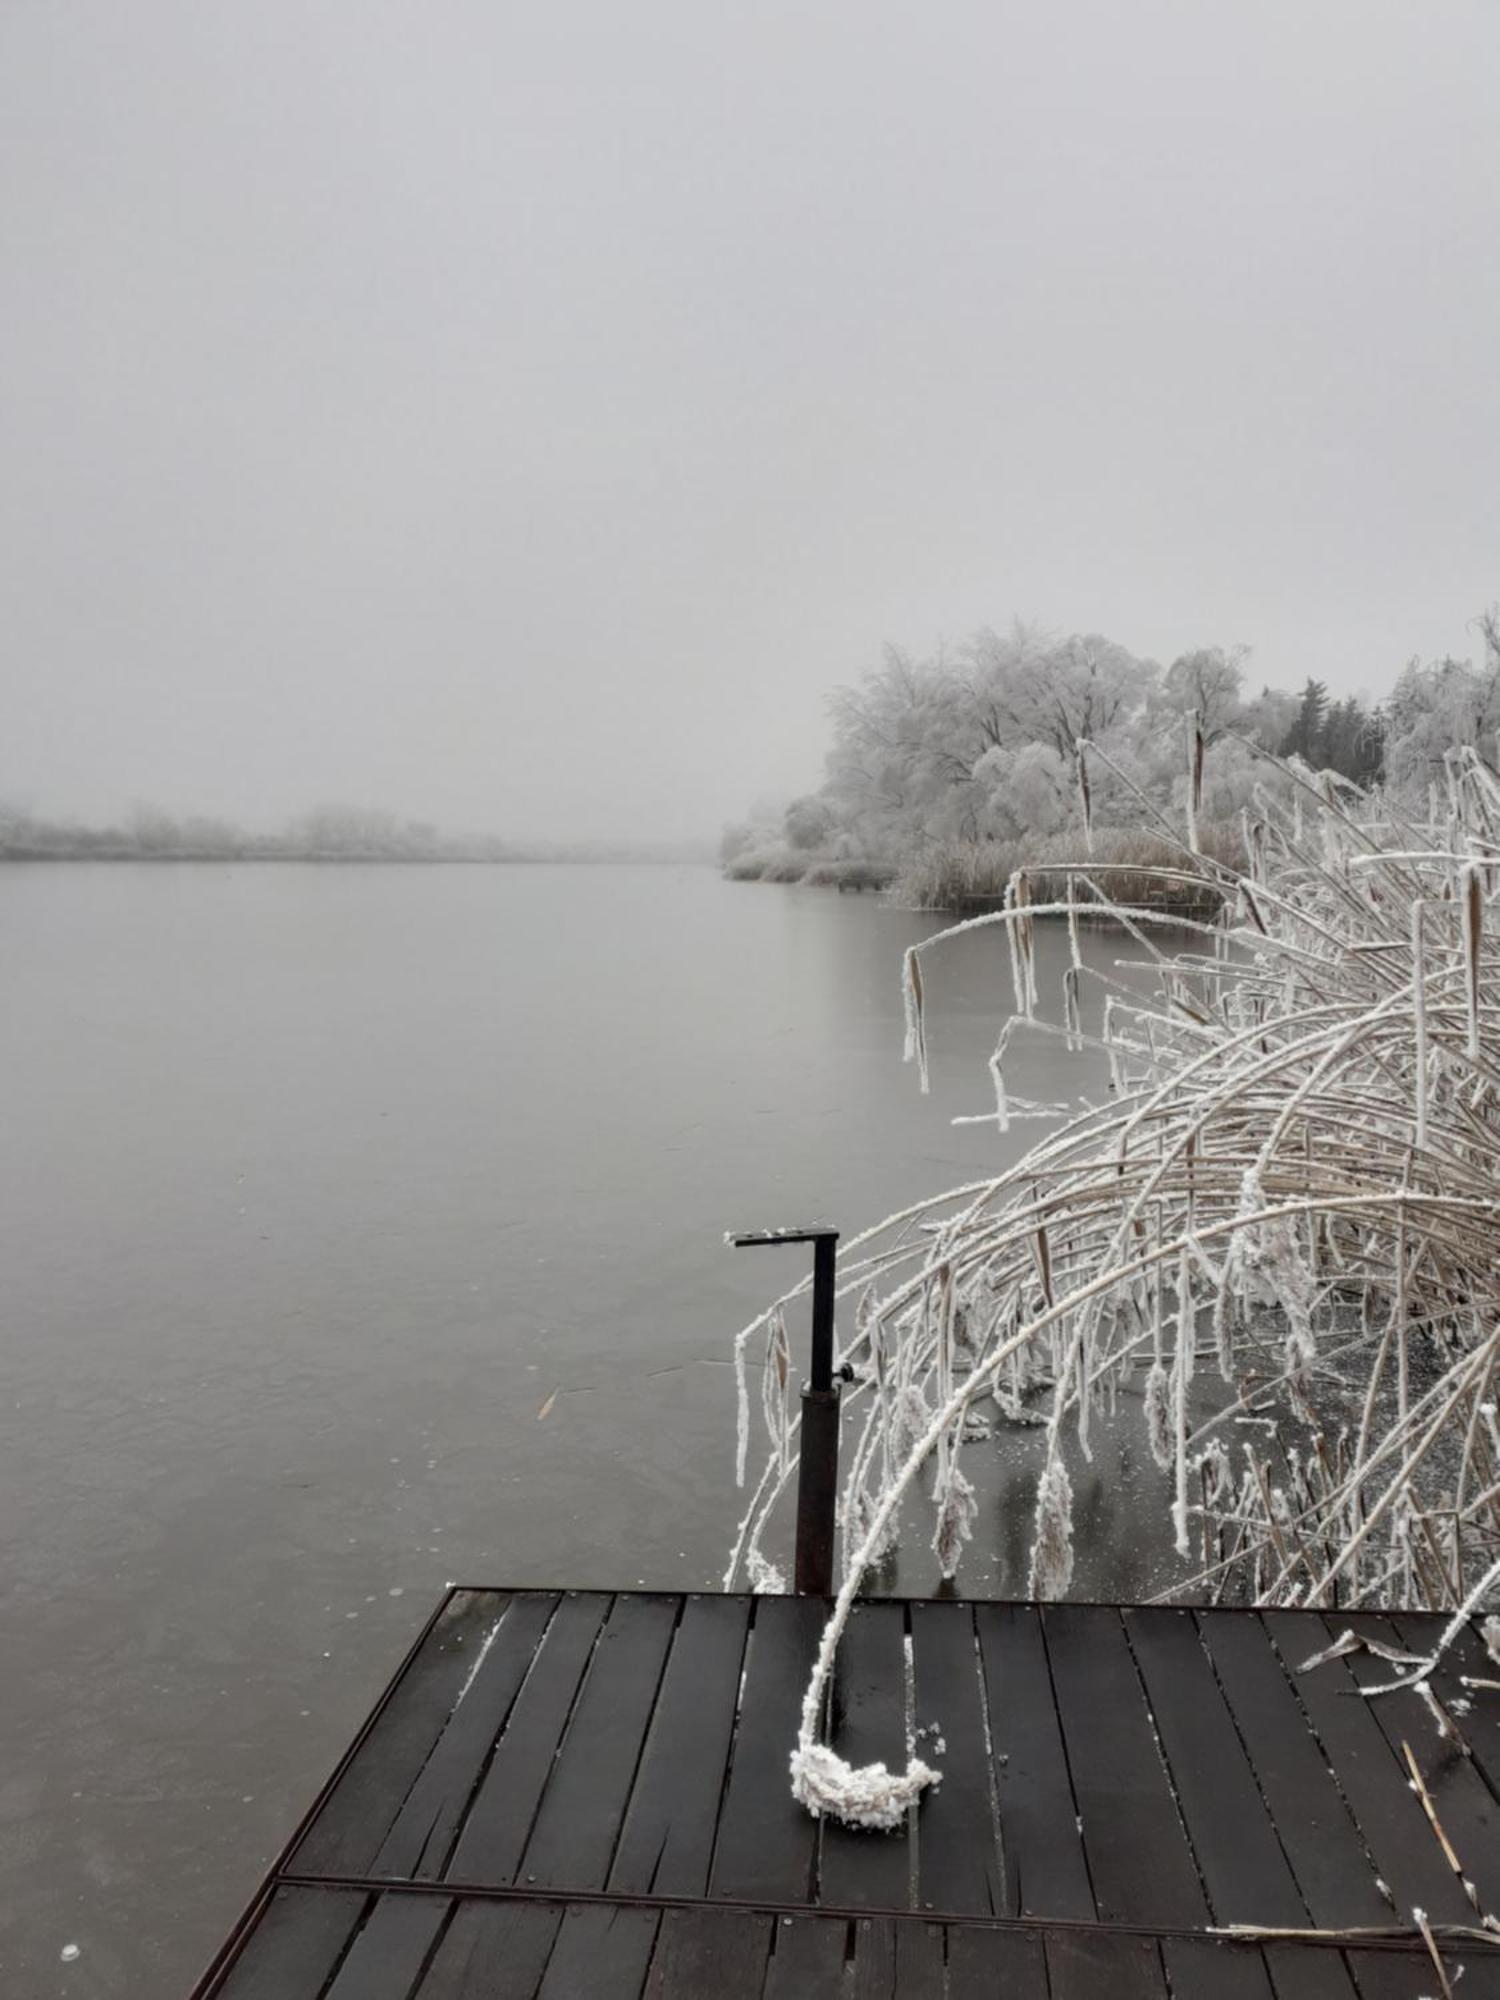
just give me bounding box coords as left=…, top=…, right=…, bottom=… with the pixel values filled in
left=933, top=1465, right=978, bottom=1579
left=789, top=1742, right=938, bottom=1831
left=1028, top=1455, right=1075, bottom=1599
left=746, top=1550, right=786, bottom=1595
left=1143, top=1360, right=1173, bottom=1470
left=891, top=1383, right=933, bottom=1461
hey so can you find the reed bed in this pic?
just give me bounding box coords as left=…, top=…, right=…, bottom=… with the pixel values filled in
left=890, top=822, right=1244, bottom=913
left=726, top=739, right=1500, bottom=1827
left=725, top=847, right=898, bottom=889
left=800, top=857, right=899, bottom=891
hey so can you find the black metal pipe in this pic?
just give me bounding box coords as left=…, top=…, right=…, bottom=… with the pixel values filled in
left=810, top=1232, right=836, bottom=1394
left=730, top=1224, right=842, bottom=1597
left=795, top=1385, right=840, bottom=1596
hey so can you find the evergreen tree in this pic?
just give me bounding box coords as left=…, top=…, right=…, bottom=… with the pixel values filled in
left=1281, top=678, right=1329, bottom=761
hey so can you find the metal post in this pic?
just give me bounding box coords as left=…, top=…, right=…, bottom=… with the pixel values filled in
left=730, top=1225, right=841, bottom=1597
left=794, top=1379, right=840, bottom=1596
left=810, top=1232, right=836, bottom=1391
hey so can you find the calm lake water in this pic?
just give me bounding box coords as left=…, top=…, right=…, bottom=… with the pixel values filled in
left=0, top=863, right=1182, bottom=1995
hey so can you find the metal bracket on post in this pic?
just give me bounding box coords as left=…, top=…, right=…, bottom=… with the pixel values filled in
left=730, top=1225, right=841, bottom=1597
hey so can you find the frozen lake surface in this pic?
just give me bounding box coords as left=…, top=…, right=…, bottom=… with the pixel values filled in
left=0, top=862, right=1183, bottom=1994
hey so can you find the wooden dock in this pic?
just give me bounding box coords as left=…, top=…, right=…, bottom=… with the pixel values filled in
left=191, top=1587, right=1500, bottom=1997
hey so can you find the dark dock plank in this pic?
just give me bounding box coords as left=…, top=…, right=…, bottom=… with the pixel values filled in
left=533, top=1905, right=659, bottom=2000
left=909, top=1600, right=1004, bottom=1915
left=214, top=1886, right=367, bottom=2000
left=374, top=1592, right=560, bottom=1879
left=1339, top=1610, right=1500, bottom=1914
left=292, top=1589, right=510, bottom=1879
left=418, top=1900, right=562, bottom=1999
left=1195, top=1609, right=1390, bottom=1928
left=1123, top=1606, right=1305, bottom=1925
left=848, top=1915, right=947, bottom=2000
left=1263, top=1610, right=1477, bottom=1926
left=216, top=1888, right=1500, bottom=2000
left=1161, top=1935, right=1276, bottom=1999
left=975, top=1601, right=1094, bottom=1920
left=947, top=1923, right=1049, bottom=1994
left=1042, top=1604, right=1208, bottom=1926
left=446, top=1592, right=611, bottom=1884
left=323, top=1893, right=450, bottom=1998
left=1392, top=1609, right=1500, bottom=1807
left=760, top=1914, right=847, bottom=1998
left=708, top=1594, right=825, bottom=1904
left=198, top=1588, right=1500, bottom=2000
left=1044, top=1927, right=1166, bottom=1999
left=643, top=1908, right=768, bottom=1999
left=610, top=1594, right=752, bottom=1898
left=1345, top=1945, right=1500, bottom=1998
left=1260, top=1940, right=1361, bottom=2000
left=518, top=1592, right=679, bottom=1889
left=817, top=1599, right=910, bottom=1909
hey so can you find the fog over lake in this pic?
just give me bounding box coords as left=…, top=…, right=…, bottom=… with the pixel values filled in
left=4, top=4, right=1498, bottom=849
left=0, top=862, right=1194, bottom=1992
left=5, top=2, right=1499, bottom=1991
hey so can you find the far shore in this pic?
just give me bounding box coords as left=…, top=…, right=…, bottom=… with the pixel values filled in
left=0, top=842, right=712, bottom=867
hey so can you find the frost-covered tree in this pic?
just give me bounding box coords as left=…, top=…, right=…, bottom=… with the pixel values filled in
left=0, top=799, right=35, bottom=852
left=1319, top=696, right=1383, bottom=784
left=783, top=794, right=836, bottom=851
left=1157, top=646, right=1247, bottom=742
left=130, top=803, right=181, bottom=853
left=1242, top=683, right=1299, bottom=755
left=823, top=645, right=978, bottom=852
left=177, top=815, right=245, bottom=856
left=972, top=741, right=1073, bottom=840
left=961, top=625, right=1153, bottom=764
left=726, top=610, right=1500, bottom=888
left=1280, top=678, right=1329, bottom=762
left=1383, top=628, right=1500, bottom=791
left=294, top=804, right=402, bottom=854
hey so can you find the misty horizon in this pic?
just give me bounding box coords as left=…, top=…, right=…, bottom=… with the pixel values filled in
left=0, top=793, right=715, bottom=860
left=5, top=4, right=1499, bottom=843
left=2, top=599, right=1485, bottom=851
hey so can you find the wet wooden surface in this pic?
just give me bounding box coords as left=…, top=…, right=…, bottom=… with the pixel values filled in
left=193, top=1588, right=1500, bottom=1998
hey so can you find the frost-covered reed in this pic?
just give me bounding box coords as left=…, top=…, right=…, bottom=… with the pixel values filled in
left=727, top=738, right=1500, bottom=1826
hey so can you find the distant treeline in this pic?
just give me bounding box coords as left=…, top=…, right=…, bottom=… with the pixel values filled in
left=724, top=612, right=1500, bottom=905
left=0, top=801, right=710, bottom=865
left=0, top=802, right=512, bottom=862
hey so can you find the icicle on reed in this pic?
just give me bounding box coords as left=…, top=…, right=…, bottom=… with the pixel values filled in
left=1187, top=713, right=1205, bottom=856
left=902, top=946, right=928, bottom=1092
left=1076, top=741, right=1094, bottom=856
left=1028, top=1453, right=1075, bottom=1599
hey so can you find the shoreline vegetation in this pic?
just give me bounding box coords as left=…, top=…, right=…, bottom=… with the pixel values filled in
left=718, top=609, right=1500, bottom=1823
left=722, top=614, right=1500, bottom=909
left=727, top=825, right=1239, bottom=917
left=0, top=804, right=708, bottom=866
left=729, top=744, right=1500, bottom=1825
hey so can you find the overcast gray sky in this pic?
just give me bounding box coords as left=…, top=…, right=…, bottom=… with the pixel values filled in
left=3, top=3, right=1497, bottom=842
